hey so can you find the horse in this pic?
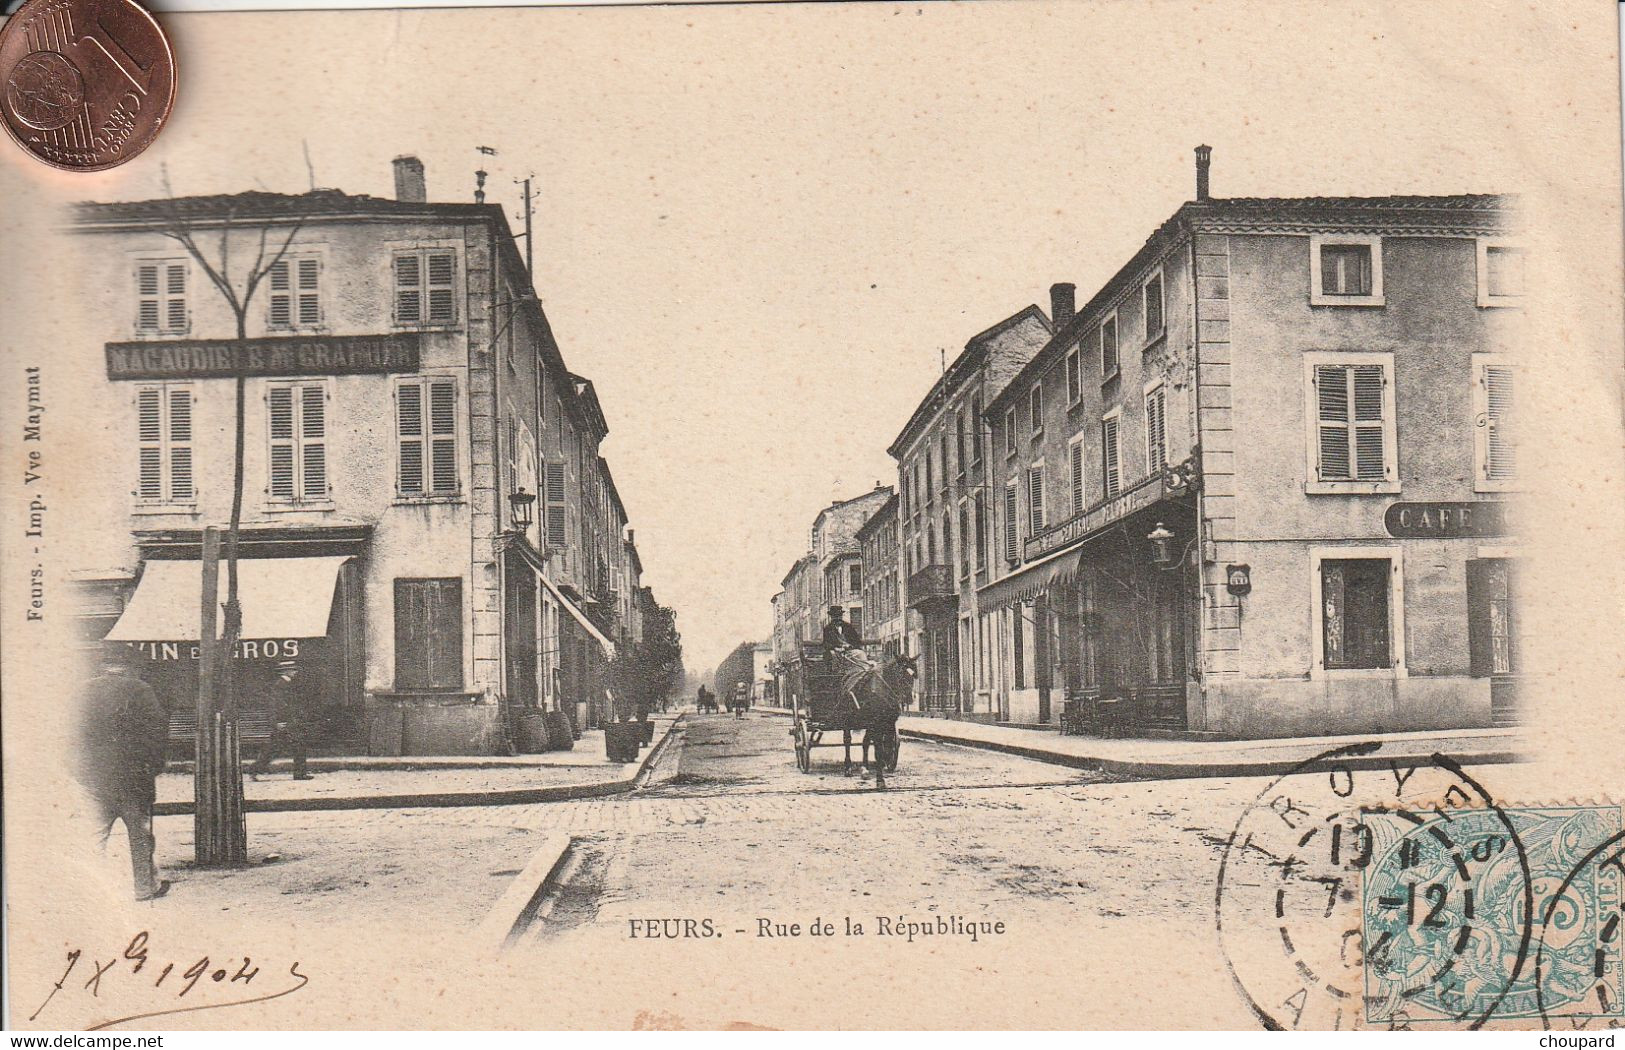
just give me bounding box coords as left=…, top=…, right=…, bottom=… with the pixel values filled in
left=847, top=652, right=917, bottom=788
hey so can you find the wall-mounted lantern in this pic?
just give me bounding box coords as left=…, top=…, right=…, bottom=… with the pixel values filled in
left=508, top=487, right=536, bottom=533
left=1147, top=522, right=1178, bottom=569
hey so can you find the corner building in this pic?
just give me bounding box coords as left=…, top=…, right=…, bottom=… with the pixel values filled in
left=981, top=151, right=1524, bottom=737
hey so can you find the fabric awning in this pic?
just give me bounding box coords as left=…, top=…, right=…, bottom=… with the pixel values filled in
left=537, top=573, right=616, bottom=659
left=105, top=556, right=350, bottom=641
left=976, top=547, right=1085, bottom=611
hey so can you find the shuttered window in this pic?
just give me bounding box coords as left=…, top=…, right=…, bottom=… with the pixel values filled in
left=1102, top=412, right=1121, bottom=498
left=1144, top=384, right=1168, bottom=474
left=396, top=377, right=459, bottom=496
left=973, top=491, right=986, bottom=571
left=1477, top=360, right=1515, bottom=487
left=266, top=382, right=327, bottom=501
left=136, top=261, right=187, bottom=334
left=394, top=248, right=458, bottom=325
left=1004, top=408, right=1017, bottom=457
left=1144, top=272, right=1164, bottom=339
left=1029, top=383, right=1043, bottom=434
left=1313, top=362, right=1390, bottom=483
left=1065, top=347, right=1081, bottom=404
left=1003, top=481, right=1020, bottom=565
left=268, top=256, right=322, bottom=329
left=1068, top=433, right=1086, bottom=518
left=1101, top=314, right=1119, bottom=378
left=135, top=385, right=194, bottom=503
left=1027, top=463, right=1046, bottom=532
left=394, top=578, right=463, bottom=690
left=543, top=461, right=568, bottom=549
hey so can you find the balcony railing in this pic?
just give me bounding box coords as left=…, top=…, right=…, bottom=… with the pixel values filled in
left=906, top=564, right=955, bottom=608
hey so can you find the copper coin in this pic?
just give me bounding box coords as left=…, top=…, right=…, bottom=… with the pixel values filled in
left=0, top=0, right=174, bottom=171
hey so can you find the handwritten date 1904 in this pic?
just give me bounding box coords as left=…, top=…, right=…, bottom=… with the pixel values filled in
left=30, top=930, right=309, bottom=1030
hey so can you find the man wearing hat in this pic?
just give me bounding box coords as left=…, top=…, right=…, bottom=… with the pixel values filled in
left=253, top=659, right=314, bottom=780
left=73, top=645, right=170, bottom=900
left=822, top=605, right=873, bottom=703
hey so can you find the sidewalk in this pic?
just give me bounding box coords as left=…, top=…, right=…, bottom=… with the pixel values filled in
left=894, top=716, right=1522, bottom=779
left=153, top=713, right=683, bottom=814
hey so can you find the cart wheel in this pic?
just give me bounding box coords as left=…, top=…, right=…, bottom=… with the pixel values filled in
left=794, top=718, right=811, bottom=773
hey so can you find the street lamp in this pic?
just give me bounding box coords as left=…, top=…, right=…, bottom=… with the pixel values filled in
left=508, top=487, right=536, bottom=534
left=1147, top=522, right=1179, bottom=569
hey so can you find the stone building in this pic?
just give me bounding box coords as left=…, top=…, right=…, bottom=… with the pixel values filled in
left=73, top=156, right=648, bottom=754
left=980, top=148, right=1523, bottom=737
left=886, top=307, right=1052, bottom=714
left=854, top=492, right=902, bottom=659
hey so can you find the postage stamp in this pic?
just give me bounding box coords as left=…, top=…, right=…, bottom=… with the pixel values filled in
left=1362, top=805, right=1624, bottom=1025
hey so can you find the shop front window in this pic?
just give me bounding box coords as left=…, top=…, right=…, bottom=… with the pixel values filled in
left=1320, top=558, right=1391, bottom=670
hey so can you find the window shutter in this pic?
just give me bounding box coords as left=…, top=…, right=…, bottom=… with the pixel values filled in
left=1315, top=364, right=1351, bottom=480
left=544, top=461, right=568, bottom=548
left=168, top=388, right=193, bottom=501
left=1028, top=466, right=1045, bottom=531
left=165, top=264, right=186, bottom=331
left=395, top=253, right=422, bottom=323
left=136, top=388, right=162, bottom=500
left=1351, top=365, right=1387, bottom=480
left=1102, top=417, right=1121, bottom=498
left=1102, top=317, right=1118, bottom=375
left=428, top=578, right=463, bottom=688
left=1030, top=385, right=1043, bottom=433
left=1070, top=439, right=1086, bottom=517
left=1146, top=387, right=1167, bottom=473
left=268, top=387, right=296, bottom=499
left=397, top=381, right=424, bottom=494
left=1483, top=366, right=1514, bottom=481
left=268, top=259, right=292, bottom=327
left=1003, top=483, right=1019, bottom=564
left=427, top=251, right=456, bottom=323
left=297, top=258, right=321, bottom=326
left=1066, top=349, right=1080, bottom=403
left=137, top=265, right=159, bottom=332
left=429, top=379, right=458, bottom=493
left=301, top=385, right=327, bottom=498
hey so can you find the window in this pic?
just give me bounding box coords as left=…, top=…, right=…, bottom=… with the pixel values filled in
left=849, top=562, right=863, bottom=594
left=1101, top=409, right=1122, bottom=499
left=1306, top=353, right=1397, bottom=492
left=1068, top=432, right=1087, bottom=518
left=1004, top=408, right=1017, bottom=457
left=970, top=396, right=983, bottom=465
left=941, top=431, right=953, bottom=490
left=1065, top=347, right=1081, bottom=404
left=1475, top=356, right=1515, bottom=490
left=1144, top=382, right=1168, bottom=474
left=1029, top=383, right=1043, bottom=435
left=397, top=377, right=459, bottom=496
left=394, top=248, right=458, bottom=325
left=1467, top=558, right=1518, bottom=676
left=543, top=461, right=568, bottom=548
left=973, top=492, right=986, bottom=571
left=394, top=578, right=463, bottom=690
left=1478, top=239, right=1525, bottom=306
left=1315, top=556, right=1398, bottom=673
left=267, top=256, right=321, bottom=329
left=1143, top=271, right=1165, bottom=341
left=135, top=260, right=188, bottom=334
left=135, top=385, right=194, bottom=504
left=1003, top=480, right=1020, bottom=564
left=1027, top=462, right=1046, bottom=532
left=1310, top=235, right=1384, bottom=306
left=958, top=505, right=971, bottom=580
left=266, top=383, right=327, bottom=502
left=955, top=409, right=968, bottom=478
left=848, top=607, right=862, bottom=636
left=1100, top=314, right=1119, bottom=379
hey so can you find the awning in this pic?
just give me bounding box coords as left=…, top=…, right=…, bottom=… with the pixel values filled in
left=105, top=556, right=350, bottom=641
left=537, top=572, right=616, bottom=659
left=976, top=546, right=1085, bottom=611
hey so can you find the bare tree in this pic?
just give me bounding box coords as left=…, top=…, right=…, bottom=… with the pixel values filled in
left=155, top=169, right=309, bottom=864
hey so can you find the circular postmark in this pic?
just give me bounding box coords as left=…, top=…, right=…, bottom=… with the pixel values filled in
left=1534, top=824, right=1625, bottom=1023
left=1215, top=742, right=1533, bottom=1030
left=0, top=0, right=175, bottom=171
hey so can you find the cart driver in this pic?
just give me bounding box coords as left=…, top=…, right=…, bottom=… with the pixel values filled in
left=822, top=606, right=874, bottom=705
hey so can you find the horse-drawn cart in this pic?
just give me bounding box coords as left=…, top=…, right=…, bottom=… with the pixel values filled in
left=785, top=642, right=903, bottom=776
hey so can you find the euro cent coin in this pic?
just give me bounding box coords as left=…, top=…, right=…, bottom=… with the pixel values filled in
left=0, top=0, right=175, bottom=171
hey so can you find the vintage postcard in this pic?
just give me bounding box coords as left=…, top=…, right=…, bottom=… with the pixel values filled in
left=1, top=0, right=1622, bottom=1032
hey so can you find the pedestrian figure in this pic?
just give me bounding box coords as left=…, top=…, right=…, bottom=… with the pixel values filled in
left=822, top=605, right=872, bottom=705
left=253, top=660, right=314, bottom=780
left=73, top=646, right=170, bottom=901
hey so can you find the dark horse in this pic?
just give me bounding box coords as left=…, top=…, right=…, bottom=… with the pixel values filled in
left=847, top=652, right=917, bottom=788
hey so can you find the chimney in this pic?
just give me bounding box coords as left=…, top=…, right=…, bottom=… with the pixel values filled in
left=393, top=155, right=426, bottom=203
left=1050, top=282, right=1076, bottom=327
left=1194, top=144, right=1212, bottom=202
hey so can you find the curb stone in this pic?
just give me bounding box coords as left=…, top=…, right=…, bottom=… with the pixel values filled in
left=153, top=715, right=686, bottom=816
left=476, top=832, right=573, bottom=950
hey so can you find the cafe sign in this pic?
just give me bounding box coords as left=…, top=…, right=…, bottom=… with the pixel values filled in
left=1383, top=501, right=1511, bottom=539
left=106, top=333, right=422, bottom=381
